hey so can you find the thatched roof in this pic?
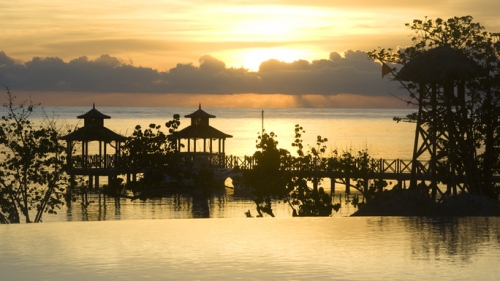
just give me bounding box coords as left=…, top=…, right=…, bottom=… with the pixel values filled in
left=77, top=104, right=111, bottom=119
left=350, top=189, right=436, bottom=216
left=185, top=104, right=215, bottom=118
left=60, top=126, right=127, bottom=142
left=173, top=125, right=232, bottom=139
left=395, top=46, right=480, bottom=83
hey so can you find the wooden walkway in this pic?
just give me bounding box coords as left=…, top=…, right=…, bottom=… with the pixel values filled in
left=222, top=155, right=416, bottom=178
left=68, top=153, right=500, bottom=195
left=216, top=155, right=500, bottom=193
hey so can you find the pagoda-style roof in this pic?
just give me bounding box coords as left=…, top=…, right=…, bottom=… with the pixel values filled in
left=173, top=125, right=232, bottom=139
left=172, top=105, right=232, bottom=139
left=395, top=46, right=480, bottom=83
left=185, top=104, right=216, bottom=118
left=77, top=104, right=111, bottom=119
left=60, top=126, right=127, bottom=142
left=59, top=104, right=126, bottom=142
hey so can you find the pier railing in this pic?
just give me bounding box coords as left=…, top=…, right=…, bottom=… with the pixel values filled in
left=67, top=153, right=433, bottom=178
left=71, top=154, right=119, bottom=169
left=69, top=153, right=430, bottom=176
left=223, top=155, right=425, bottom=175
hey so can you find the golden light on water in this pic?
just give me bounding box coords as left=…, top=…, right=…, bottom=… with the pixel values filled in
left=2, top=217, right=498, bottom=280
left=20, top=92, right=408, bottom=109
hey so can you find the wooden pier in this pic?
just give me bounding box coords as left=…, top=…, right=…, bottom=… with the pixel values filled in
left=215, top=154, right=500, bottom=195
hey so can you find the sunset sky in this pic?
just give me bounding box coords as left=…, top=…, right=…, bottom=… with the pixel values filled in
left=1, top=0, right=499, bottom=108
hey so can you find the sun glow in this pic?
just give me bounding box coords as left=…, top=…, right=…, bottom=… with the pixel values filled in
left=213, top=5, right=334, bottom=42
left=224, top=48, right=317, bottom=72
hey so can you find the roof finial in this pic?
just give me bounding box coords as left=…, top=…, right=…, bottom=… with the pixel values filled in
left=93, top=102, right=95, bottom=109
left=199, top=103, right=201, bottom=110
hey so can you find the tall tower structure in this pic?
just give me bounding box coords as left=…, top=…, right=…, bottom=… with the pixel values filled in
left=395, top=46, right=480, bottom=200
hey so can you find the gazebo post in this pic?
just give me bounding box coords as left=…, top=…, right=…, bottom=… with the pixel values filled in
left=81, top=141, right=85, bottom=169
left=67, top=141, right=72, bottom=168
left=99, top=141, right=102, bottom=168
left=104, top=142, right=107, bottom=168
left=85, top=141, right=89, bottom=168
left=117, top=141, right=121, bottom=168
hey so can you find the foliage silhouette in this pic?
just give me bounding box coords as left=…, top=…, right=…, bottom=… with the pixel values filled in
left=121, top=116, right=183, bottom=192
left=243, top=130, right=290, bottom=217
left=244, top=125, right=384, bottom=217
left=0, top=88, right=67, bottom=223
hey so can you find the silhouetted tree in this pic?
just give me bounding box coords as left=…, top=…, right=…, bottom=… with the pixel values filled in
left=288, top=125, right=340, bottom=216
left=244, top=125, right=382, bottom=217
left=243, top=130, right=290, bottom=216
left=0, top=88, right=67, bottom=223
left=121, top=115, right=183, bottom=192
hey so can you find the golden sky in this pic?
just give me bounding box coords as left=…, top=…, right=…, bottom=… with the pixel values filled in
left=1, top=0, right=499, bottom=107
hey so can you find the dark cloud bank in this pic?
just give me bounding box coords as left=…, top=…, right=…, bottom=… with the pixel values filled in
left=0, top=50, right=403, bottom=97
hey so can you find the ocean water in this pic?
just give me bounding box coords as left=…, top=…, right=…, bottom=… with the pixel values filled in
left=1, top=217, right=499, bottom=281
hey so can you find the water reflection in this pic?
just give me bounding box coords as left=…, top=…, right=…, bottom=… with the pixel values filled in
left=47, top=187, right=363, bottom=223
left=366, top=217, right=500, bottom=263
left=1, top=217, right=499, bottom=281
left=414, top=217, right=499, bottom=262
left=191, top=192, right=210, bottom=218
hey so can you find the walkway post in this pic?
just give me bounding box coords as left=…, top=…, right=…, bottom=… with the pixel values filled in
left=330, top=177, right=335, bottom=197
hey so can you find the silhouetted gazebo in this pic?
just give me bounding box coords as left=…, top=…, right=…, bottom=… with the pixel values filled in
left=60, top=104, right=127, bottom=189
left=171, top=105, right=232, bottom=167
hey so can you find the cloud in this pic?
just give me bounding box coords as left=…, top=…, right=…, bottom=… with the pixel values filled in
left=0, top=50, right=403, bottom=98
left=256, top=50, right=402, bottom=95
left=0, top=51, right=16, bottom=66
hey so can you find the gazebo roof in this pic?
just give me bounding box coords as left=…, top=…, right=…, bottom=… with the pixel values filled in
left=395, top=46, right=480, bottom=83
left=185, top=104, right=215, bottom=118
left=173, top=125, right=232, bottom=139
left=77, top=104, right=111, bottom=119
left=60, top=126, right=127, bottom=142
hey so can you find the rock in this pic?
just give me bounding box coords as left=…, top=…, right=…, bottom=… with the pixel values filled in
left=351, top=189, right=436, bottom=216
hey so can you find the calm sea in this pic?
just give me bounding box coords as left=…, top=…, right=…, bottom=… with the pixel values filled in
left=1, top=217, right=499, bottom=280
left=1, top=107, right=500, bottom=280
